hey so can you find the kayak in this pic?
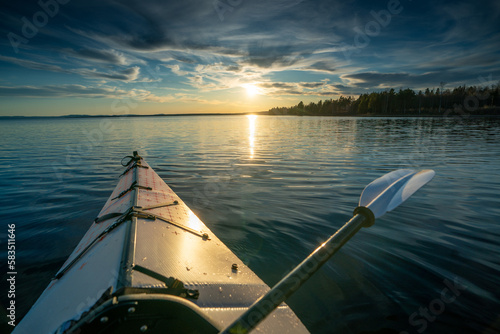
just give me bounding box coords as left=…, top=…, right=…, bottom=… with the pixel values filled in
left=14, top=152, right=309, bottom=334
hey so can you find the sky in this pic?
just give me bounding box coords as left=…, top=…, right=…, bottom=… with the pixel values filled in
left=0, top=0, right=499, bottom=116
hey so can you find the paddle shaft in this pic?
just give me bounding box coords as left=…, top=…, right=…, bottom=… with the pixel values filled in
left=220, top=213, right=368, bottom=334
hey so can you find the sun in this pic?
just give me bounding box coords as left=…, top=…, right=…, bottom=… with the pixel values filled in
left=243, top=83, right=260, bottom=97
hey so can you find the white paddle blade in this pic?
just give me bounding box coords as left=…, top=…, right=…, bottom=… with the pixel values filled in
left=386, top=170, right=435, bottom=213
left=360, top=169, right=435, bottom=218
left=359, top=169, right=416, bottom=207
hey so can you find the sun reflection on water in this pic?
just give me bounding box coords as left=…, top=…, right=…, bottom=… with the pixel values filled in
left=247, top=115, right=257, bottom=159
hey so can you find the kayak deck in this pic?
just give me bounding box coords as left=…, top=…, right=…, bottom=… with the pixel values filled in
left=14, top=153, right=308, bottom=333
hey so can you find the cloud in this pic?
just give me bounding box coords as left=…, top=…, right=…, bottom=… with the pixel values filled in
left=0, top=55, right=68, bottom=73
left=78, top=66, right=140, bottom=81
left=161, top=60, right=266, bottom=92
left=307, top=61, right=336, bottom=73
left=0, top=55, right=141, bottom=81
left=0, top=83, right=235, bottom=108
left=340, top=70, right=500, bottom=91
left=164, top=64, right=189, bottom=76
left=226, top=65, right=241, bottom=72
left=437, top=2, right=500, bottom=43
left=0, top=84, right=129, bottom=98
left=0, top=84, right=173, bottom=102
left=166, top=93, right=228, bottom=105
left=257, top=81, right=341, bottom=96
left=244, top=43, right=301, bottom=69
left=65, top=48, right=128, bottom=65
left=64, top=0, right=344, bottom=75
left=300, top=82, right=325, bottom=88
left=0, top=81, right=232, bottom=105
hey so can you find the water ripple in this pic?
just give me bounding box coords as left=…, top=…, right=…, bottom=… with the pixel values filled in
left=1, top=116, right=499, bottom=333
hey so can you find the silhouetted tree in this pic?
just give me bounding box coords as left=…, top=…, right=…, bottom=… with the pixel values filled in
left=268, top=83, right=500, bottom=116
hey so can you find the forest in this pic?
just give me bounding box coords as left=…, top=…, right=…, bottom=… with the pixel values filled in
left=268, top=84, right=500, bottom=116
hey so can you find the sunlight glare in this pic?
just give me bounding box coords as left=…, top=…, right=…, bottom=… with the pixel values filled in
left=247, top=115, right=257, bottom=159
left=244, top=84, right=260, bottom=97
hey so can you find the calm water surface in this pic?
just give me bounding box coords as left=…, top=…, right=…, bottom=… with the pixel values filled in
left=0, top=116, right=499, bottom=333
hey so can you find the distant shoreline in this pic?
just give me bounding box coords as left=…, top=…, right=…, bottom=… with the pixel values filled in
left=1, top=110, right=500, bottom=119
left=0, top=112, right=268, bottom=119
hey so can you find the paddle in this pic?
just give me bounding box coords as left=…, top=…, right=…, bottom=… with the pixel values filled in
left=220, top=169, right=435, bottom=334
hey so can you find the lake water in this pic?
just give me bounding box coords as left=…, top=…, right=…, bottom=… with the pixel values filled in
left=1, top=115, right=499, bottom=334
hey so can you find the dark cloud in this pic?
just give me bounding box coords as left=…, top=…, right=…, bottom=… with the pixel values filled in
left=330, top=84, right=361, bottom=96
left=225, top=65, right=241, bottom=72
left=259, top=82, right=326, bottom=89
left=65, top=49, right=126, bottom=65
left=259, top=82, right=295, bottom=89
left=307, top=61, right=336, bottom=73
left=300, top=82, right=325, bottom=88
left=114, top=30, right=175, bottom=51
left=78, top=66, right=140, bottom=81
left=168, top=51, right=198, bottom=64
left=341, top=70, right=500, bottom=90
left=244, top=43, right=301, bottom=69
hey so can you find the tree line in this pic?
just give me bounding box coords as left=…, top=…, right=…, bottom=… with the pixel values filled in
left=268, top=84, right=500, bottom=116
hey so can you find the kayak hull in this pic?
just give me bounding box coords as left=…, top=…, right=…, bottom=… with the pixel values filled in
left=14, top=154, right=308, bottom=333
